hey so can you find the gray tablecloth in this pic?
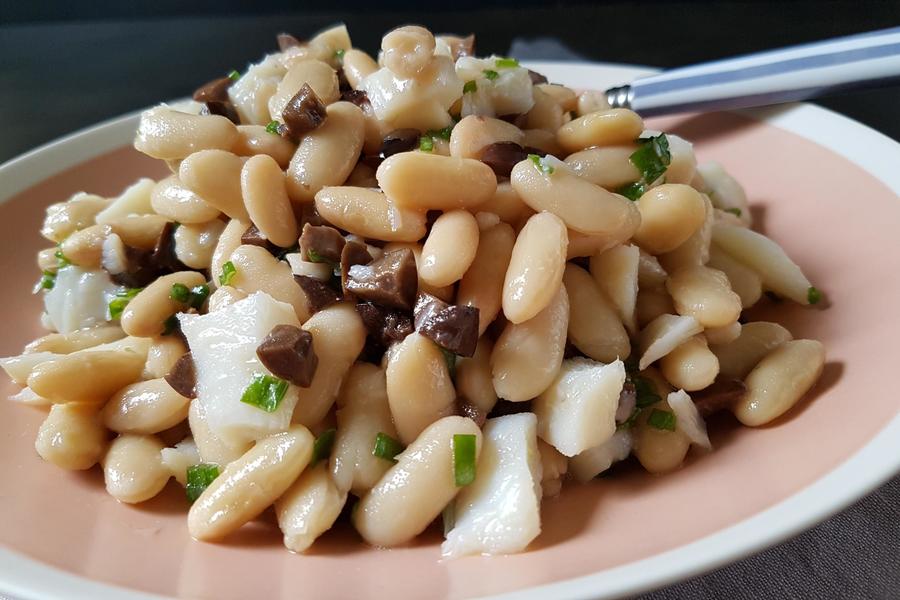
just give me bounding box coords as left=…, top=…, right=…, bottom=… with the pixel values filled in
left=511, top=38, right=900, bottom=600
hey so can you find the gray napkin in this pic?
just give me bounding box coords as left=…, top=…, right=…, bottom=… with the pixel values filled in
left=508, top=37, right=900, bottom=600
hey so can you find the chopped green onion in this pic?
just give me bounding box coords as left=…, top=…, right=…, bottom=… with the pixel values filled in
left=240, top=374, right=289, bottom=413
left=218, top=261, right=236, bottom=286
left=372, top=432, right=404, bottom=463
left=463, top=80, right=478, bottom=94
left=227, top=69, right=241, bottom=81
left=495, top=57, right=519, bottom=68
left=616, top=182, right=646, bottom=201
left=54, top=247, right=71, bottom=268
left=189, top=284, right=210, bottom=309
left=162, top=314, right=179, bottom=336
left=528, top=153, right=554, bottom=175
left=419, top=136, right=434, bottom=152
left=170, top=283, right=191, bottom=303
left=483, top=69, right=499, bottom=81
left=38, top=270, right=56, bottom=291
left=334, top=48, right=346, bottom=61
left=440, top=347, right=457, bottom=379
left=186, top=463, right=220, bottom=503
left=311, top=428, right=336, bottom=464
left=630, top=134, right=671, bottom=185
left=452, top=434, right=477, bottom=487
left=108, top=287, right=142, bottom=320
left=807, top=286, right=823, bottom=305
left=426, top=125, right=454, bottom=140
left=647, top=409, right=677, bottom=431
left=724, top=207, right=742, bottom=217
left=265, top=120, right=281, bottom=135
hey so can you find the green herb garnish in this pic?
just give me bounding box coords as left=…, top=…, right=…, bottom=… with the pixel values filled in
left=724, top=207, right=742, bottom=217
left=618, top=134, right=671, bottom=198
left=495, top=57, right=519, bottom=68
left=419, top=136, right=434, bottom=152
left=162, top=314, right=179, bottom=336
left=38, top=270, right=56, bottom=291
left=54, top=247, right=71, bottom=268
left=630, top=134, right=671, bottom=185
left=312, top=428, right=337, bottom=464
left=616, top=182, right=646, bottom=201
left=452, top=434, right=477, bottom=487
left=634, top=375, right=661, bottom=409
left=647, top=409, right=677, bottom=431
left=240, top=374, right=290, bottom=413
left=108, top=287, right=142, bottom=320
left=170, top=283, right=191, bottom=303
left=218, top=261, right=236, bottom=286
left=190, top=284, right=210, bottom=309
left=483, top=69, right=499, bottom=81
left=372, top=432, right=404, bottom=463
left=528, top=153, right=554, bottom=175
left=463, top=80, right=478, bottom=94
left=440, top=347, right=457, bottom=379
left=334, top=48, right=346, bottom=61
left=426, top=125, right=454, bottom=140
left=265, top=120, right=281, bottom=135
left=807, top=286, right=823, bottom=305
left=186, top=464, right=220, bottom=503
left=227, top=69, right=241, bottom=81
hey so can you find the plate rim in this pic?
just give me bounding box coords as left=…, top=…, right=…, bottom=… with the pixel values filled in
left=1, top=60, right=899, bottom=600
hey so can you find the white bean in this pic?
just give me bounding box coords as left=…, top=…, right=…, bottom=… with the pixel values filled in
left=353, top=416, right=482, bottom=547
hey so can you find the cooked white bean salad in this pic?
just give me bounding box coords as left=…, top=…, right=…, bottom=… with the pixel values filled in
left=2, top=23, right=827, bottom=556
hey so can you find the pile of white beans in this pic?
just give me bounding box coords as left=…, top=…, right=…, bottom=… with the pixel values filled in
left=1, top=22, right=826, bottom=557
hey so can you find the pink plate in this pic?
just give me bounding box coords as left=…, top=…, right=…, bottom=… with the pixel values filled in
left=1, top=62, right=900, bottom=600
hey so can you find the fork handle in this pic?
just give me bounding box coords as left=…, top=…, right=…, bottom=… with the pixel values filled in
left=606, top=26, right=900, bottom=116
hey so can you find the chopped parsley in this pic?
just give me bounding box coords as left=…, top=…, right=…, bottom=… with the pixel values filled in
left=495, top=57, right=519, bottom=68
left=227, top=69, right=241, bottom=81
left=334, top=48, right=346, bottom=61
left=483, top=69, right=499, bottom=81
left=240, top=374, right=289, bottom=413
left=463, top=80, right=478, bottom=94
left=189, top=284, right=210, bottom=309
left=616, top=134, right=671, bottom=199
left=419, top=135, right=434, bottom=152
left=616, top=182, right=646, bottom=201
left=265, top=120, right=281, bottom=135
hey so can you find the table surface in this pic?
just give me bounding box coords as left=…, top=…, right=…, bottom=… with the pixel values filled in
left=2, top=4, right=900, bottom=599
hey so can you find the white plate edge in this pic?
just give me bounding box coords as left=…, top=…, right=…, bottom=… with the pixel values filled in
left=0, top=60, right=897, bottom=600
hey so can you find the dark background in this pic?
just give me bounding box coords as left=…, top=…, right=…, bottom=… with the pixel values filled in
left=1, top=0, right=900, bottom=162
left=2, top=2, right=900, bottom=598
